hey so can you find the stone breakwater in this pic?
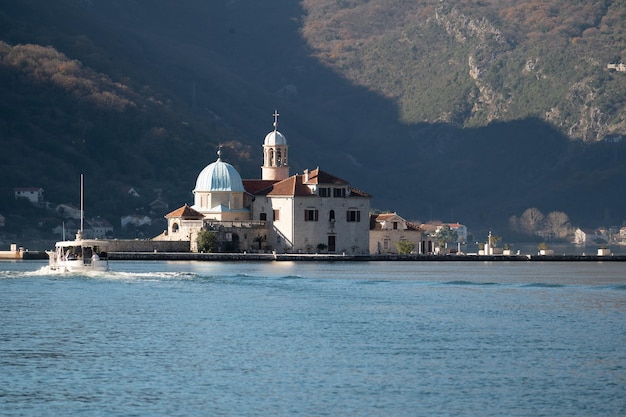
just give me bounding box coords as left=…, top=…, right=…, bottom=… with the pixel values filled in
left=108, top=252, right=626, bottom=262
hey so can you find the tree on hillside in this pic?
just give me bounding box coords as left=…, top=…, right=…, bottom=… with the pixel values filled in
left=519, top=207, right=544, bottom=235
left=544, top=211, right=570, bottom=239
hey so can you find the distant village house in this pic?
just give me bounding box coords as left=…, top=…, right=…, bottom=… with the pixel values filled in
left=124, top=186, right=141, bottom=198
left=121, top=215, right=152, bottom=229
left=14, top=187, right=47, bottom=208
left=607, top=63, right=626, bottom=72
left=56, top=203, right=81, bottom=220
left=574, top=227, right=608, bottom=245
left=420, top=222, right=468, bottom=243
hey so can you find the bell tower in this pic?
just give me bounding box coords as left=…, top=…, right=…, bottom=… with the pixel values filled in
left=262, top=110, right=289, bottom=181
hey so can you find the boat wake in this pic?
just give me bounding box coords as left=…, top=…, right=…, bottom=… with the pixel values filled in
left=0, top=266, right=200, bottom=282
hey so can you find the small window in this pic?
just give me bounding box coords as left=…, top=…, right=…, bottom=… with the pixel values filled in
left=329, top=210, right=335, bottom=221
left=304, top=209, right=319, bottom=221
left=260, top=213, right=267, bottom=221
left=346, top=209, right=361, bottom=222
left=319, top=187, right=331, bottom=197
left=333, top=188, right=346, bottom=198
left=273, top=210, right=279, bottom=221
left=393, top=222, right=398, bottom=230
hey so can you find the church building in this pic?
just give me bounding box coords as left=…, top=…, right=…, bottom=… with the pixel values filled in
left=157, top=111, right=372, bottom=254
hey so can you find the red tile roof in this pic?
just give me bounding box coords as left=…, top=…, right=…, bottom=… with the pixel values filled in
left=165, top=204, right=204, bottom=219
left=406, top=221, right=422, bottom=231
left=304, top=167, right=349, bottom=185
left=259, top=175, right=313, bottom=197
left=375, top=213, right=398, bottom=221
left=242, top=179, right=278, bottom=195
left=244, top=168, right=371, bottom=198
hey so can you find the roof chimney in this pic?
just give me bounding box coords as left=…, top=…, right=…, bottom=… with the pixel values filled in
left=303, top=169, right=309, bottom=182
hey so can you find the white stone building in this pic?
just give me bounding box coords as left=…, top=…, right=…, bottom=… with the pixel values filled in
left=369, top=213, right=425, bottom=254
left=245, top=167, right=371, bottom=254
left=157, top=111, right=372, bottom=254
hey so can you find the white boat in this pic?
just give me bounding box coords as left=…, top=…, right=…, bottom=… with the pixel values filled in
left=47, top=175, right=109, bottom=272
left=47, top=231, right=109, bottom=272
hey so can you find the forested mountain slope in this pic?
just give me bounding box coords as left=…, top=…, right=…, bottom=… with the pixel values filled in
left=302, top=0, right=626, bottom=142
left=0, top=0, right=625, bottom=240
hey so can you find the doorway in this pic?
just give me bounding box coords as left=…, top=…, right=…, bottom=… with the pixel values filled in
left=327, top=235, right=336, bottom=252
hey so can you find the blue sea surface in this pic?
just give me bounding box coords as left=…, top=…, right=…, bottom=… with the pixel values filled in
left=1, top=260, right=625, bottom=416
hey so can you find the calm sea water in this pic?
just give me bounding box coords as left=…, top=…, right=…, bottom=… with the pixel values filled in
left=1, top=260, right=625, bottom=417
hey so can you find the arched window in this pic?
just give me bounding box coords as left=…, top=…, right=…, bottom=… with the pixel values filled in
left=329, top=210, right=335, bottom=221
left=171, top=222, right=179, bottom=233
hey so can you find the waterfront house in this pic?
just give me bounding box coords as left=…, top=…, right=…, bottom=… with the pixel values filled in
left=369, top=213, right=425, bottom=254
left=574, top=227, right=606, bottom=245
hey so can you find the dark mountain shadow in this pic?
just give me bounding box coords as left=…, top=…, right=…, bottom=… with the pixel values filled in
left=1, top=0, right=624, bottom=231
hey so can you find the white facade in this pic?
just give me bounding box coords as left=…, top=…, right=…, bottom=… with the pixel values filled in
left=249, top=168, right=371, bottom=254
left=574, top=228, right=589, bottom=245
left=86, top=218, right=114, bottom=239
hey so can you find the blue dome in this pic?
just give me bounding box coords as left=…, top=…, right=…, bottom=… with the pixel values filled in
left=194, top=158, right=245, bottom=192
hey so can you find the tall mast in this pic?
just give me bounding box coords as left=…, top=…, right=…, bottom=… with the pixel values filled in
left=80, top=174, right=84, bottom=235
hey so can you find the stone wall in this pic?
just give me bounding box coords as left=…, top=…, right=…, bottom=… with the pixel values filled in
left=108, top=239, right=190, bottom=253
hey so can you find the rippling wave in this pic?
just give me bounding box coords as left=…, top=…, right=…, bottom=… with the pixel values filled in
left=2, top=266, right=625, bottom=293
left=1, top=260, right=625, bottom=417
left=522, top=282, right=567, bottom=288
left=442, top=280, right=500, bottom=286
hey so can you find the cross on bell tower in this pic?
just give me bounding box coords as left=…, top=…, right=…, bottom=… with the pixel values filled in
left=262, top=110, right=290, bottom=181
left=273, top=110, right=279, bottom=131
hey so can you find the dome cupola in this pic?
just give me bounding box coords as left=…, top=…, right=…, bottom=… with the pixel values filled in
left=191, top=147, right=249, bottom=221
left=264, top=130, right=287, bottom=146
left=194, top=149, right=245, bottom=193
